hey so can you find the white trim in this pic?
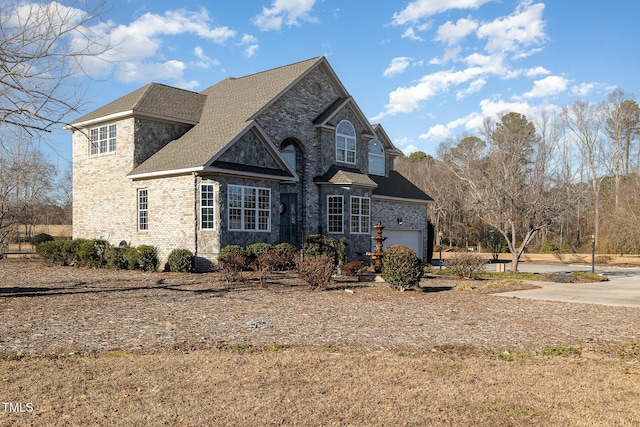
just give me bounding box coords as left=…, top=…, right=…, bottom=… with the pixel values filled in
left=128, top=167, right=204, bottom=180
left=227, top=184, right=271, bottom=232
left=327, top=195, right=344, bottom=234
left=336, top=120, right=357, bottom=165
left=68, top=110, right=198, bottom=129
left=350, top=196, right=371, bottom=235
left=137, top=188, right=148, bottom=232
left=200, top=183, right=216, bottom=230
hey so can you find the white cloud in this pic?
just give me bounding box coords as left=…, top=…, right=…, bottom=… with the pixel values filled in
left=456, top=78, right=486, bottom=99
left=401, top=27, right=424, bottom=41
left=435, top=17, right=478, bottom=45
left=383, top=57, right=413, bottom=77
left=572, top=82, right=596, bottom=97
left=526, top=66, right=550, bottom=77
left=476, top=2, right=546, bottom=56
left=394, top=137, right=412, bottom=147
left=239, top=34, right=259, bottom=58
left=66, top=8, right=256, bottom=87
left=392, top=0, right=493, bottom=26
left=523, top=75, right=570, bottom=98
left=373, top=67, right=486, bottom=120
left=253, top=0, right=318, bottom=31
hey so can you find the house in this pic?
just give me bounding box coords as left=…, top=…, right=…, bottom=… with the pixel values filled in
left=69, top=57, right=434, bottom=270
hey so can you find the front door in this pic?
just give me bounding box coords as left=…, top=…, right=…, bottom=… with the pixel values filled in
left=279, top=193, right=298, bottom=245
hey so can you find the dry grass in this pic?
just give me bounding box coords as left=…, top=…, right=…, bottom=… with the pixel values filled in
left=1, top=259, right=640, bottom=426
left=1, top=348, right=639, bottom=426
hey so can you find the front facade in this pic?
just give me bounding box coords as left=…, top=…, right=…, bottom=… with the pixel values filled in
left=70, top=57, right=433, bottom=269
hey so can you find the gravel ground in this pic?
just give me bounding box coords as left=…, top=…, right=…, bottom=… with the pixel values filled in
left=1, top=259, right=639, bottom=356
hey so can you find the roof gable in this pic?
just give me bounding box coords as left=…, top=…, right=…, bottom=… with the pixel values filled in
left=71, top=83, right=206, bottom=126
left=129, top=57, right=327, bottom=177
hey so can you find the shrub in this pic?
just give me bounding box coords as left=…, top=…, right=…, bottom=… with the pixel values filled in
left=272, top=243, right=297, bottom=271
left=341, top=260, right=366, bottom=277
left=218, top=253, right=247, bottom=286
left=446, top=252, right=487, bottom=279
left=303, top=235, right=337, bottom=265
left=137, top=245, right=159, bottom=271
left=35, top=240, right=66, bottom=265
left=296, top=255, right=334, bottom=290
left=77, top=239, right=109, bottom=268
left=124, top=246, right=140, bottom=270
left=30, top=233, right=54, bottom=246
left=251, top=250, right=284, bottom=288
left=64, top=239, right=86, bottom=266
left=381, top=245, right=423, bottom=291
left=219, top=245, right=248, bottom=269
left=246, top=243, right=273, bottom=261
left=167, top=249, right=195, bottom=272
left=104, top=246, right=128, bottom=270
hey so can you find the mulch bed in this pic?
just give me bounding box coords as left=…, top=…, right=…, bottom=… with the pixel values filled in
left=1, top=259, right=638, bottom=357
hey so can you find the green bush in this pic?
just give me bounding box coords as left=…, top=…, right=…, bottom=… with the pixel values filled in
left=137, top=245, right=159, bottom=271
left=35, top=240, right=67, bottom=265
left=77, top=239, right=109, bottom=268
left=30, top=233, right=54, bottom=246
left=124, top=246, right=140, bottom=270
left=381, top=245, right=423, bottom=291
left=246, top=243, right=273, bottom=261
left=104, top=246, right=128, bottom=270
left=219, top=245, right=248, bottom=270
left=303, top=235, right=337, bottom=265
left=167, top=249, right=195, bottom=272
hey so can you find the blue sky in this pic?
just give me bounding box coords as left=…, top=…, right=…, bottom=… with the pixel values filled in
left=39, top=0, right=640, bottom=170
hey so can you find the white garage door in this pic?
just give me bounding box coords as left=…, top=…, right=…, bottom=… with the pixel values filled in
left=375, top=228, right=423, bottom=259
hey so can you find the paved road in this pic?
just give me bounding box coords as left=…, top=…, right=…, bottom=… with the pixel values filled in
left=493, top=262, right=640, bottom=307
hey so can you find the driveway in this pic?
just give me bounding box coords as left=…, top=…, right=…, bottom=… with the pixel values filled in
left=493, top=262, right=640, bottom=307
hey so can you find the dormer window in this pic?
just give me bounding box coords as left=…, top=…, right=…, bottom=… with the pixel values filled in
left=90, top=124, right=116, bottom=156
left=368, top=139, right=385, bottom=175
left=336, top=120, right=356, bottom=164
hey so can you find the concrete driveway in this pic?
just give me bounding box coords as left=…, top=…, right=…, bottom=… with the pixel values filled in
left=493, top=263, right=640, bottom=307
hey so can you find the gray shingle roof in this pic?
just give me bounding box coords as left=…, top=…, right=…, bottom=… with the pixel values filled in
left=314, top=165, right=377, bottom=187
left=128, top=57, right=325, bottom=176
left=371, top=171, right=434, bottom=202
left=72, top=83, right=206, bottom=125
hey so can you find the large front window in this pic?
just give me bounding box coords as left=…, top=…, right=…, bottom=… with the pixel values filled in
left=327, top=195, right=343, bottom=234
left=228, top=185, right=271, bottom=231
left=350, top=196, right=370, bottom=234
left=90, top=124, right=116, bottom=156
left=137, top=188, right=148, bottom=232
left=336, top=120, right=356, bottom=164
left=201, top=184, right=215, bottom=230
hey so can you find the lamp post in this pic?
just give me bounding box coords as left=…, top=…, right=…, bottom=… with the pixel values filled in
left=438, top=231, right=443, bottom=271
left=591, top=234, right=595, bottom=274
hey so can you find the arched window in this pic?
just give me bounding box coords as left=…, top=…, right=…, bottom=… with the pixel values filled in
left=281, top=141, right=296, bottom=171
left=336, top=120, right=356, bottom=164
left=368, top=139, right=385, bottom=175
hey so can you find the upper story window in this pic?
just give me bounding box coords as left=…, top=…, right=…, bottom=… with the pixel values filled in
left=228, top=185, right=271, bottom=232
left=336, top=120, right=356, bottom=164
left=90, top=124, right=116, bottom=156
left=368, top=140, right=385, bottom=175
left=281, top=141, right=296, bottom=171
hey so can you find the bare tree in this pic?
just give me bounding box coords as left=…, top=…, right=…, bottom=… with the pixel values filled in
left=441, top=113, right=565, bottom=272
left=561, top=100, right=607, bottom=245
left=0, top=0, right=109, bottom=137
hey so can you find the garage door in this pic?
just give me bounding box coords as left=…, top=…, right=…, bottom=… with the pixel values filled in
left=375, top=228, right=423, bottom=259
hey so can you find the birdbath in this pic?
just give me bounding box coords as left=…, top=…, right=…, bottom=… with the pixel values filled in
left=367, top=220, right=387, bottom=273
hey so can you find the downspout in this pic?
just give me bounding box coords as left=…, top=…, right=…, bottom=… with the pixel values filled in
left=193, top=172, right=198, bottom=260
